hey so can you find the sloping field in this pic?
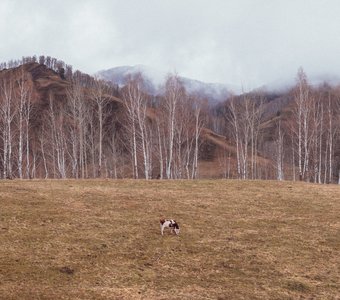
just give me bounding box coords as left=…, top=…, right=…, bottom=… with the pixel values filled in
left=0, top=180, right=339, bottom=299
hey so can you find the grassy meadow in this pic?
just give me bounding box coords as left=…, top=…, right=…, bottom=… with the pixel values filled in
left=0, top=179, right=339, bottom=299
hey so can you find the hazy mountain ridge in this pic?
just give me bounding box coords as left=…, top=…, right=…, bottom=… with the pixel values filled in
left=97, top=65, right=240, bottom=102
left=257, top=73, right=340, bottom=94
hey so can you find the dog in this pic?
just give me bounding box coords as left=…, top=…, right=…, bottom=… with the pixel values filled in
left=160, top=218, right=180, bottom=235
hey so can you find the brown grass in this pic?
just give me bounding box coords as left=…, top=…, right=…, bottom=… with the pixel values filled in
left=0, top=179, right=339, bottom=299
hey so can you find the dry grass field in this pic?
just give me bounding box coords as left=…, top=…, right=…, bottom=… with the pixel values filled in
left=0, top=179, right=339, bottom=300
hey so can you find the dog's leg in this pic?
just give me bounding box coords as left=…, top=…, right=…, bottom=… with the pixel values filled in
left=160, top=224, right=164, bottom=235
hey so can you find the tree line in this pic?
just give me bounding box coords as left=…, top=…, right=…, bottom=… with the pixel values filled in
left=214, top=68, right=340, bottom=183
left=0, top=57, right=205, bottom=179
left=0, top=57, right=339, bottom=182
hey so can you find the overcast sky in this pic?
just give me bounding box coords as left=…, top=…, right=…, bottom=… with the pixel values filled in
left=1, top=0, right=340, bottom=89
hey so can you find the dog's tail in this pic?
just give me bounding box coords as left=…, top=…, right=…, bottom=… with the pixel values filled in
left=160, top=218, right=165, bottom=225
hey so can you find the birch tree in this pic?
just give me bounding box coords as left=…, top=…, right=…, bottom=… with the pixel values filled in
left=275, top=119, right=285, bottom=180
left=191, top=97, right=204, bottom=179
left=163, top=74, right=185, bottom=179
left=48, top=94, right=66, bottom=178
left=15, top=67, right=32, bottom=179
left=292, top=68, right=312, bottom=181
left=90, top=78, right=110, bottom=177
left=226, top=96, right=242, bottom=178
left=122, top=74, right=152, bottom=179
left=66, top=77, right=89, bottom=178
left=0, top=75, right=16, bottom=178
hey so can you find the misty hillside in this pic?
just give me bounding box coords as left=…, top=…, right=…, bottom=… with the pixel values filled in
left=97, top=65, right=238, bottom=103
left=0, top=56, right=340, bottom=183
left=0, top=57, right=243, bottom=180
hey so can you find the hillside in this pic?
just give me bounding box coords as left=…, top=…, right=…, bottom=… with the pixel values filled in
left=0, top=61, right=256, bottom=179
left=0, top=59, right=339, bottom=182
left=0, top=62, right=69, bottom=103
left=0, top=62, right=122, bottom=105
left=0, top=180, right=339, bottom=299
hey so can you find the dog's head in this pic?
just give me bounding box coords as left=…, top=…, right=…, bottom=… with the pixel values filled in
left=173, top=221, right=180, bottom=235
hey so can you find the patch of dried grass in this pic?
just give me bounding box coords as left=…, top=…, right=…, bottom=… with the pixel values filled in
left=0, top=179, right=339, bottom=299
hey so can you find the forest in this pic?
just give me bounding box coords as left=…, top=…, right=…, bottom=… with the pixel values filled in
left=0, top=56, right=339, bottom=183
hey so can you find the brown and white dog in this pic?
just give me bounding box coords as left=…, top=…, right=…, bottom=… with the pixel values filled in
left=160, top=218, right=180, bottom=235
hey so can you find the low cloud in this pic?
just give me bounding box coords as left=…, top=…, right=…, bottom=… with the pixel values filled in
left=1, top=0, right=340, bottom=88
